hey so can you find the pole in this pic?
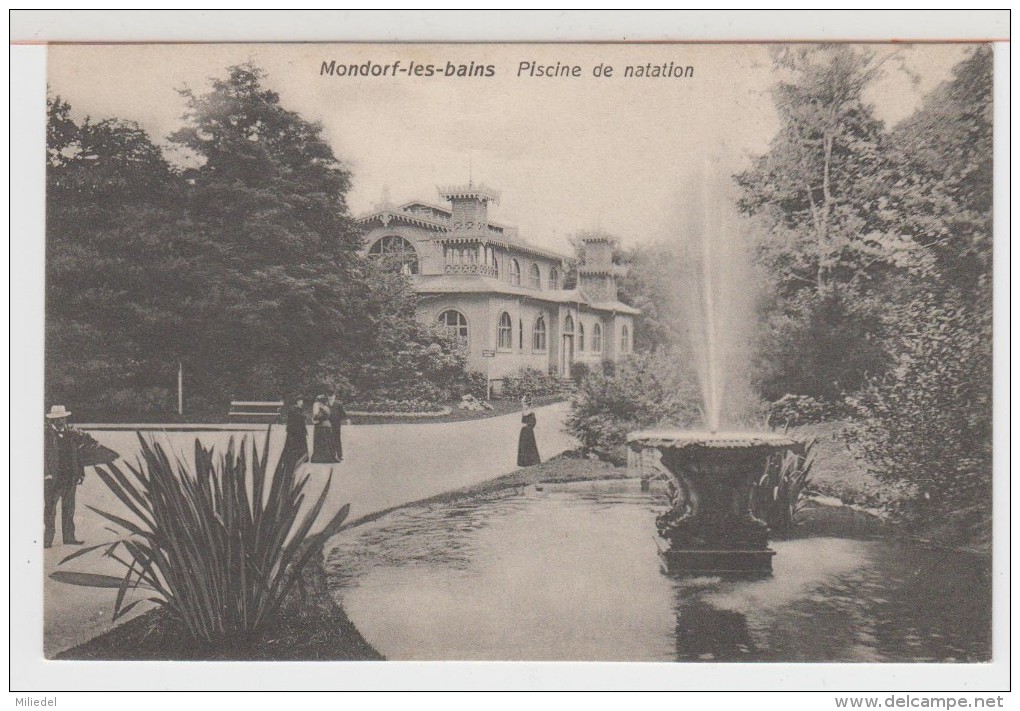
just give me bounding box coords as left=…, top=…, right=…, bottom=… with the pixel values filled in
left=177, top=361, right=183, bottom=416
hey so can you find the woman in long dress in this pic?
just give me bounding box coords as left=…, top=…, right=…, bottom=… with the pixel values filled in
left=281, top=397, right=309, bottom=471
left=310, top=394, right=340, bottom=463
left=329, top=393, right=348, bottom=462
left=517, top=408, right=541, bottom=467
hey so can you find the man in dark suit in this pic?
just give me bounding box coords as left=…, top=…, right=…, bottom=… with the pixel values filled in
left=43, top=405, right=97, bottom=548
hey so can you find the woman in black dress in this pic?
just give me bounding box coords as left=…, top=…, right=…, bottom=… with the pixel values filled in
left=517, top=409, right=541, bottom=467
left=281, top=397, right=309, bottom=471
left=310, top=394, right=340, bottom=463
left=329, top=393, right=348, bottom=462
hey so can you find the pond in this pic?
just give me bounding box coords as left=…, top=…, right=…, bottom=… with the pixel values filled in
left=325, top=479, right=991, bottom=662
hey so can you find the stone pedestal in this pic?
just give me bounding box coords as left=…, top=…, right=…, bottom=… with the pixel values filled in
left=628, top=430, right=799, bottom=578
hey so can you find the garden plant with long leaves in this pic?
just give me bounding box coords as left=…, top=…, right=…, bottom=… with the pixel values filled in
left=51, top=432, right=350, bottom=644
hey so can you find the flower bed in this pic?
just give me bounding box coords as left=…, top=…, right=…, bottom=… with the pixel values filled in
left=347, top=399, right=451, bottom=417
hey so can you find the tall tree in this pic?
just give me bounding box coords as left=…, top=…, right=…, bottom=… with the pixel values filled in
left=736, top=45, right=896, bottom=400
left=46, top=95, right=187, bottom=418
left=163, top=63, right=366, bottom=405
left=737, top=45, right=891, bottom=297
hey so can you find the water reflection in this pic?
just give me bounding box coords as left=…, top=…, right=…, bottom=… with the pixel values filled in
left=325, top=480, right=990, bottom=662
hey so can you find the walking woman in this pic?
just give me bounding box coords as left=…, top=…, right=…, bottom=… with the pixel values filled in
left=310, top=394, right=340, bottom=463
left=517, top=396, right=541, bottom=467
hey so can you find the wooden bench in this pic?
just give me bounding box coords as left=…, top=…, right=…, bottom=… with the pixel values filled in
left=227, top=400, right=284, bottom=424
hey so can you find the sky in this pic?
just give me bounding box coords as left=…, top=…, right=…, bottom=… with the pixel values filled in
left=48, top=42, right=970, bottom=255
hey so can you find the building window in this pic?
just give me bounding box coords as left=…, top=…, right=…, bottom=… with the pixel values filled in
left=532, top=315, right=547, bottom=351
left=498, top=312, right=513, bottom=349
left=438, top=309, right=468, bottom=342
left=518, top=318, right=523, bottom=349
left=549, top=267, right=559, bottom=290
left=369, top=235, right=418, bottom=275
left=593, top=322, right=603, bottom=352
left=621, top=324, right=630, bottom=352
left=509, top=258, right=522, bottom=286
left=529, top=263, right=542, bottom=289
left=492, top=255, right=499, bottom=278
left=563, top=314, right=574, bottom=334
left=578, top=323, right=585, bottom=351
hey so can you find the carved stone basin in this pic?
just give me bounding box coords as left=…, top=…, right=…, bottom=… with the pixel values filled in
left=627, top=430, right=801, bottom=577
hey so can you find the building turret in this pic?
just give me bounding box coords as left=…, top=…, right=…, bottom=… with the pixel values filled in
left=578, top=235, right=619, bottom=302
left=438, top=183, right=501, bottom=231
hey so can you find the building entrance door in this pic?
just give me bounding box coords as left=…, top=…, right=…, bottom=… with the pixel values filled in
left=562, top=334, right=574, bottom=379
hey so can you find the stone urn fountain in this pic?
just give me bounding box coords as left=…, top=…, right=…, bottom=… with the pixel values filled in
left=627, top=430, right=801, bottom=577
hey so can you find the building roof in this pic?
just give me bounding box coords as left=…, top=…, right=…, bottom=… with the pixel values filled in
left=356, top=197, right=573, bottom=263
left=437, top=183, right=501, bottom=203
left=410, top=274, right=640, bottom=314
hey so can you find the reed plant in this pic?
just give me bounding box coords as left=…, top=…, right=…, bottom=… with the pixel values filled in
left=751, top=439, right=816, bottom=534
left=51, top=432, right=350, bottom=644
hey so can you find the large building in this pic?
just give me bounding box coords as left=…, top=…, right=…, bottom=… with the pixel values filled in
left=357, top=184, right=638, bottom=391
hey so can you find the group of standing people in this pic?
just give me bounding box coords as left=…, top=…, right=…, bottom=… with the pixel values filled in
left=282, top=393, right=348, bottom=468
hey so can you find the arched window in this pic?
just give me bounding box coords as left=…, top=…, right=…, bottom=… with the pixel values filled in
left=369, top=235, right=419, bottom=275
left=621, top=324, right=630, bottom=352
left=549, top=267, right=559, bottom=290
left=498, top=312, right=513, bottom=349
left=492, top=256, right=499, bottom=278
left=529, top=263, right=542, bottom=289
left=593, top=322, right=603, bottom=352
left=509, top=258, right=522, bottom=286
left=532, top=315, right=547, bottom=351
left=438, top=310, right=468, bottom=342
left=578, top=323, right=585, bottom=351
left=563, top=314, right=574, bottom=334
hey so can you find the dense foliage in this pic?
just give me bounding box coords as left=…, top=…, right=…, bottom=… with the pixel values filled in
left=844, top=47, right=994, bottom=540
left=46, top=63, right=468, bottom=420
left=742, top=45, right=994, bottom=538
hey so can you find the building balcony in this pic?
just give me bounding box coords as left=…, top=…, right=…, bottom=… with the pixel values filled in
left=444, top=263, right=499, bottom=277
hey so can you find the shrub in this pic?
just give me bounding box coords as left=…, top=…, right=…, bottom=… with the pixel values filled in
left=459, top=371, right=489, bottom=400
left=844, top=291, right=992, bottom=541
left=50, top=433, right=351, bottom=644
left=566, top=352, right=701, bottom=463
left=570, top=361, right=591, bottom=384
left=501, top=366, right=560, bottom=400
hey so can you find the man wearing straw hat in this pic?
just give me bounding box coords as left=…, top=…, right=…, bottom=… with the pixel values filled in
left=43, top=405, right=98, bottom=548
